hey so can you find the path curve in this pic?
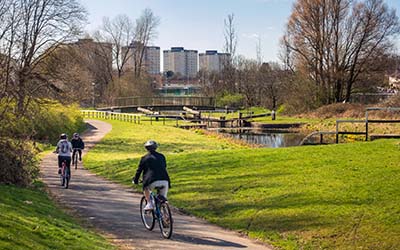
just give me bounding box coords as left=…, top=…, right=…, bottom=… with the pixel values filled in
left=41, top=120, right=272, bottom=250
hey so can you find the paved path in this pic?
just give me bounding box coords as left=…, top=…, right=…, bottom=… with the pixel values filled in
left=41, top=120, right=272, bottom=250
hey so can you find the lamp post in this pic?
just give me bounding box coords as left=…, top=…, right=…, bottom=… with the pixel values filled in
left=91, top=82, right=96, bottom=109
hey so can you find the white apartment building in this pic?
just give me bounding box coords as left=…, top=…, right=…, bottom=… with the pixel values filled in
left=163, top=47, right=198, bottom=78
left=144, top=46, right=161, bottom=75
left=123, top=43, right=160, bottom=75
left=199, top=50, right=230, bottom=73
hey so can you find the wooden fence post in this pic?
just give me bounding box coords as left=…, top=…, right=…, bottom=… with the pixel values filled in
left=365, top=110, right=369, bottom=141
left=336, top=121, right=339, bottom=144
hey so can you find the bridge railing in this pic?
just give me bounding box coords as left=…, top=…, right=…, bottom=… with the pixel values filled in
left=81, top=110, right=142, bottom=124
left=113, top=96, right=215, bottom=107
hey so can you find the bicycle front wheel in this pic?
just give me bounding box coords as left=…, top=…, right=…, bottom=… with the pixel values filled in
left=64, top=167, right=71, bottom=189
left=159, top=202, right=173, bottom=239
left=140, top=196, right=155, bottom=230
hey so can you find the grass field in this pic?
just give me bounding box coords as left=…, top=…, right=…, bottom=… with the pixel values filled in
left=84, top=119, right=400, bottom=249
left=0, top=182, right=115, bottom=250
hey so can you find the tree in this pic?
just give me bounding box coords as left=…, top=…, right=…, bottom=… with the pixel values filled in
left=282, top=0, right=400, bottom=105
left=222, top=13, right=238, bottom=93
left=224, top=13, right=237, bottom=62
left=95, top=15, right=135, bottom=79
left=132, top=8, right=160, bottom=78
left=0, top=0, right=86, bottom=115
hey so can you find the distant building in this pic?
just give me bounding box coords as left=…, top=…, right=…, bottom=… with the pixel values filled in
left=72, top=38, right=113, bottom=71
left=123, top=42, right=161, bottom=75
left=163, top=47, right=198, bottom=79
left=199, top=50, right=230, bottom=73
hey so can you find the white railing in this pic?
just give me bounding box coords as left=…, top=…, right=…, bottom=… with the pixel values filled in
left=81, top=110, right=142, bottom=124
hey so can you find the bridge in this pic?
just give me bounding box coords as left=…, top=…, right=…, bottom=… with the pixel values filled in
left=98, top=96, right=216, bottom=112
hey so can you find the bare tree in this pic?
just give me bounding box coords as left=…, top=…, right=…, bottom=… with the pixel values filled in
left=224, top=13, right=237, bottom=62
left=0, top=0, right=86, bottom=115
left=95, top=15, right=135, bottom=79
left=256, top=36, right=263, bottom=65
left=132, top=8, right=160, bottom=78
left=258, top=62, right=287, bottom=110
left=282, top=0, right=400, bottom=105
left=222, top=13, right=238, bottom=93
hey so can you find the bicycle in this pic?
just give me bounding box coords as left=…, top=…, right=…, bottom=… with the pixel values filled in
left=140, top=186, right=173, bottom=239
left=72, top=148, right=81, bottom=170
left=60, top=160, right=71, bottom=189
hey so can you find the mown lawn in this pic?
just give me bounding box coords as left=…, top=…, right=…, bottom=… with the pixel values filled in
left=0, top=182, right=115, bottom=250
left=84, top=119, right=400, bottom=249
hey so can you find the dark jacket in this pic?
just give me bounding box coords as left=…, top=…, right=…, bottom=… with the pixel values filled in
left=71, top=138, right=85, bottom=149
left=133, top=151, right=170, bottom=188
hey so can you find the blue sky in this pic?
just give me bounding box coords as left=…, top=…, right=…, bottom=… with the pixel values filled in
left=80, top=0, right=399, bottom=63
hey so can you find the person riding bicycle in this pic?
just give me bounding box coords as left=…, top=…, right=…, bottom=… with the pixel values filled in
left=71, top=133, right=85, bottom=164
left=133, top=140, right=171, bottom=211
left=55, top=133, right=72, bottom=174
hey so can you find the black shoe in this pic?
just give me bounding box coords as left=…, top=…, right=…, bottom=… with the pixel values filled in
left=71, top=161, right=75, bottom=165
left=79, top=157, right=82, bottom=161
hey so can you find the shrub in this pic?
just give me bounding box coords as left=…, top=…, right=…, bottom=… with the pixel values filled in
left=0, top=99, right=85, bottom=185
left=31, top=101, right=85, bottom=142
left=0, top=138, right=39, bottom=186
left=217, top=93, right=244, bottom=108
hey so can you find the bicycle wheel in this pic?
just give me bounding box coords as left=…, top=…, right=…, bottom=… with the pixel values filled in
left=60, top=162, right=66, bottom=186
left=60, top=173, right=64, bottom=186
left=140, top=196, right=155, bottom=230
left=64, top=167, right=70, bottom=189
left=158, top=202, right=173, bottom=239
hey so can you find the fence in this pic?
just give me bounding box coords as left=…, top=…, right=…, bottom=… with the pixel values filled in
left=112, top=96, right=215, bottom=107
left=81, top=110, right=175, bottom=126
left=335, top=107, right=400, bottom=143
left=81, top=110, right=142, bottom=124
left=301, top=107, right=400, bottom=145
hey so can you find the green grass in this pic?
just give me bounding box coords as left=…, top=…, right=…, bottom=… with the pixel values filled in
left=84, top=119, right=400, bottom=249
left=0, top=182, right=115, bottom=250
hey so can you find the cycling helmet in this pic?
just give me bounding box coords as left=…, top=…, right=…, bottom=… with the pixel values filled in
left=144, top=140, right=158, bottom=151
left=60, top=133, right=67, bottom=139
left=73, top=133, right=79, bottom=138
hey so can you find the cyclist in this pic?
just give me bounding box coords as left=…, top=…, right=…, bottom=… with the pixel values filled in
left=71, top=133, right=85, bottom=164
left=55, top=133, right=72, bottom=174
left=133, top=140, right=171, bottom=210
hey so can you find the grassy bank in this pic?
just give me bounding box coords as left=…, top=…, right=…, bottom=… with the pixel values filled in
left=84, top=119, right=400, bottom=249
left=0, top=183, right=115, bottom=250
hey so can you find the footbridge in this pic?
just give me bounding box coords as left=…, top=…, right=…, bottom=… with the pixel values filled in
left=97, top=96, right=216, bottom=112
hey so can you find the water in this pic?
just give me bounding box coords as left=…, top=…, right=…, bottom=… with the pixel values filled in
left=221, top=131, right=306, bottom=148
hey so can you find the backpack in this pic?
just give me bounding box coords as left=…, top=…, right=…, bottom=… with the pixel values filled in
left=60, top=140, right=70, bottom=154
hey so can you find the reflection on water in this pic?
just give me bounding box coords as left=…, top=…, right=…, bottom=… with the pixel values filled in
left=223, top=132, right=306, bottom=148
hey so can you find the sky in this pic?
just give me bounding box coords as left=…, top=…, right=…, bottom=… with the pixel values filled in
left=79, top=0, right=400, bottom=64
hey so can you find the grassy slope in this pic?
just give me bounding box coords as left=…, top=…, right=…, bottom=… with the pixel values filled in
left=0, top=183, right=115, bottom=250
left=84, top=119, right=400, bottom=249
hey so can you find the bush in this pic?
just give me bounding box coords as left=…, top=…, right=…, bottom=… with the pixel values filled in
left=0, top=99, right=85, bottom=185
left=31, top=101, right=85, bottom=142
left=0, top=100, right=85, bottom=143
left=0, top=139, right=39, bottom=186
left=217, top=93, right=244, bottom=108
